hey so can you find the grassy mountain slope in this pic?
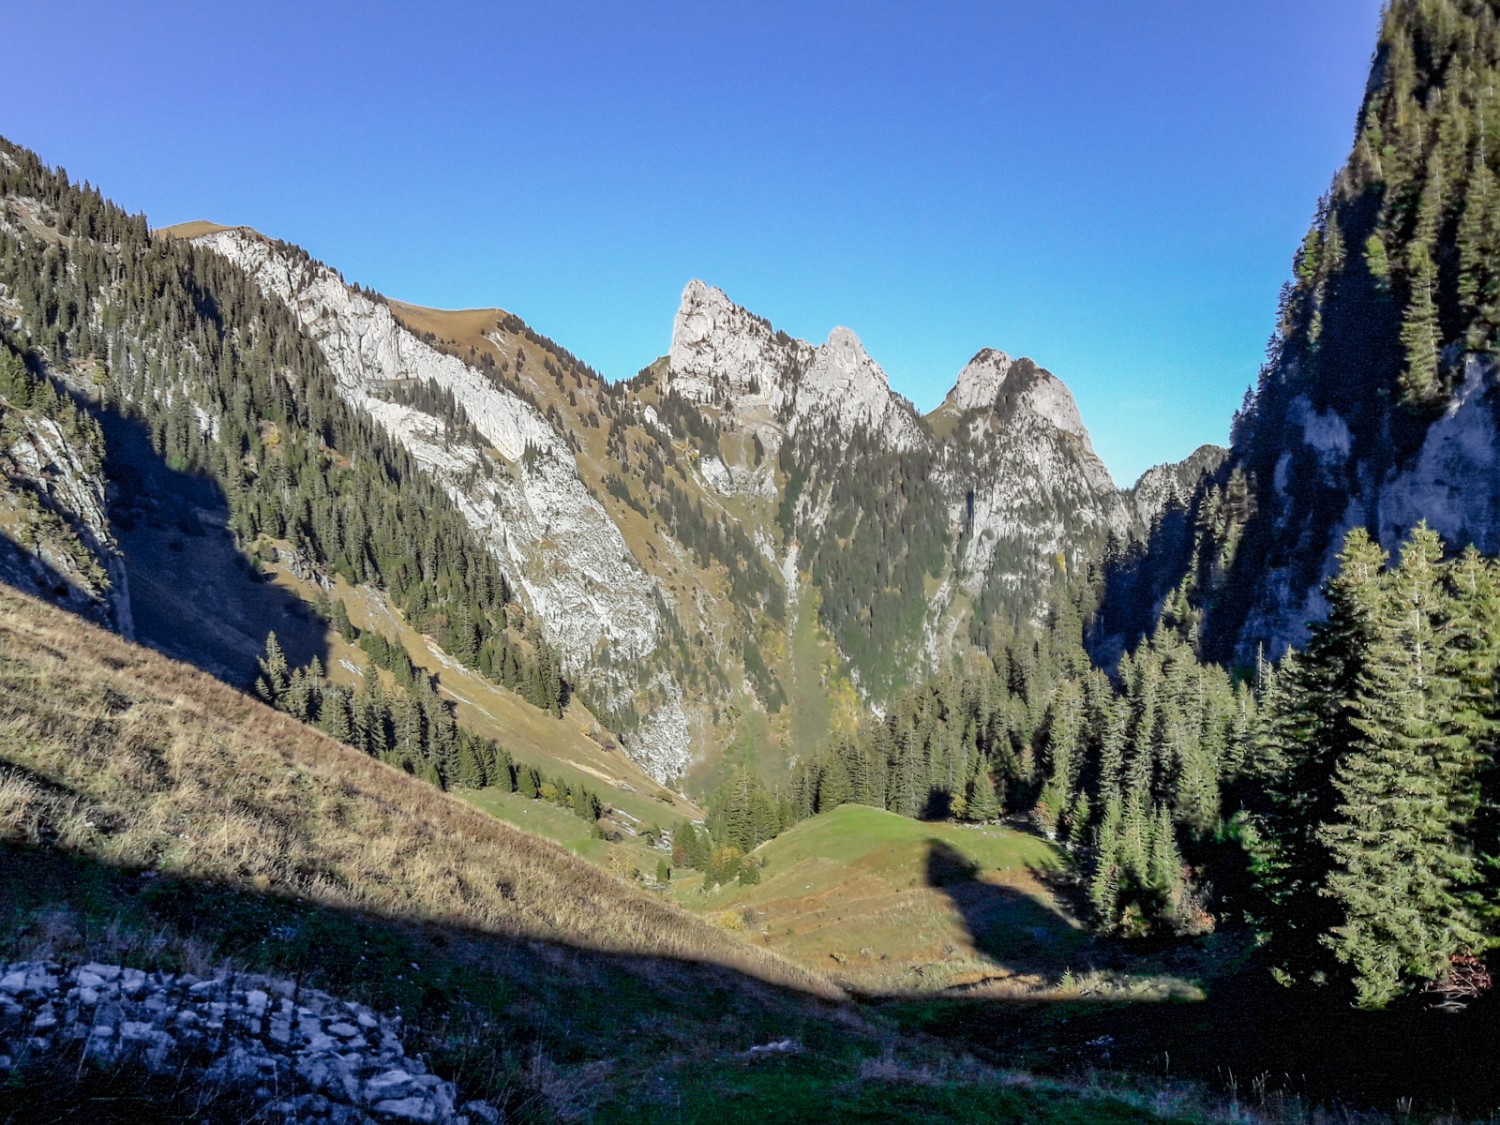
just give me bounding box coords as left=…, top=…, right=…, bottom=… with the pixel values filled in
left=0, top=582, right=813, bottom=983
left=0, top=179, right=688, bottom=831
left=677, top=805, right=1084, bottom=990
left=0, top=582, right=1211, bottom=1122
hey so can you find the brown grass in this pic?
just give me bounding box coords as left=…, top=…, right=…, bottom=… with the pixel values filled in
left=386, top=300, right=512, bottom=356
left=0, top=583, right=837, bottom=999
left=153, top=220, right=244, bottom=240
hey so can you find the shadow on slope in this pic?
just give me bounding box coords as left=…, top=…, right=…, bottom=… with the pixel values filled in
left=0, top=839, right=853, bottom=1122
left=882, top=928, right=1500, bottom=1119
left=0, top=528, right=112, bottom=626
left=96, top=405, right=327, bottom=685
left=922, top=839, right=1084, bottom=974
left=0, top=584, right=1238, bottom=1123
left=912, top=837, right=1500, bottom=1116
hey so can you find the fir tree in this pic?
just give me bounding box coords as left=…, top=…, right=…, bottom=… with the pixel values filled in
left=1320, top=525, right=1482, bottom=1007
left=964, top=765, right=1001, bottom=823
left=1254, top=529, right=1387, bottom=987
left=256, top=632, right=290, bottom=705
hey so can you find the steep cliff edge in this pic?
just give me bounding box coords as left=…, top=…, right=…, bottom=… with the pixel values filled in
left=1143, top=0, right=1500, bottom=665
left=184, top=228, right=693, bottom=779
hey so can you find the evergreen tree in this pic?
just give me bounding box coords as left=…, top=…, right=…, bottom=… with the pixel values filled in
left=816, top=754, right=852, bottom=813
left=256, top=632, right=290, bottom=705
left=964, top=765, right=1001, bottom=823
left=1254, top=529, right=1388, bottom=987
left=1320, top=526, right=1482, bottom=1007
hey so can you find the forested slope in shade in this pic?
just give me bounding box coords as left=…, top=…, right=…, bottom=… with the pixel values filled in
left=1117, top=0, right=1500, bottom=667
left=0, top=583, right=1220, bottom=1124
left=0, top=139, right=568, bottom=714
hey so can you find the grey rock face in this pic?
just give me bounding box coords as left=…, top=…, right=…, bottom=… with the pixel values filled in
left=0, top=960, right=500, bottom=1125
left=0, top=410, right=132, bottom=636
left=666, top=283, right=1143, bottom=649
left=189, top=228, right=689, bottom=780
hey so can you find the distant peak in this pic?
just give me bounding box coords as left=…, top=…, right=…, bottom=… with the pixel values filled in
left=939, top=350, right=1090, bottom=443
left=824, top=325, right=866, bottom=356
left=680, top=278, right=726, bottom=307
left=671, top=279, right=765, bottom=355
left=943, top=349, right=1017, bottom=413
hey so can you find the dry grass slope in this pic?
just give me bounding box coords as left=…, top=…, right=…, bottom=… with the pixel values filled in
left=0, top=583, right=833, bottom=998
left=154, top=220, right=244, bottom=240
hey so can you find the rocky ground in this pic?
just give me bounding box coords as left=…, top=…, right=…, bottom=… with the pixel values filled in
left=0, top=960, right=501, bottom=1124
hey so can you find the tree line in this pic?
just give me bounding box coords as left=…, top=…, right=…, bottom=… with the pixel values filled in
left=256, top=629, right=604, bottom=820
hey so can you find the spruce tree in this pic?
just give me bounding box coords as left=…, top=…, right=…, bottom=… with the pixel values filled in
left=1090, top=795, right=1124, bottom=927
left=1320, top=526, right=1482, bottom=1007
left=256, top=632, right=290, bottom=705
left=1254, top=529, right=1387, bottom=987
left=1398, top=242, right=1443, bottom=408
left=964, top=764, right=1001, bottom=823
left=816, top=755, right=852, bottom=812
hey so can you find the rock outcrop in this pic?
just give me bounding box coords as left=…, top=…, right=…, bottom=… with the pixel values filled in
left=0, top=406, right=131, bottom=637
left=0, top=960, right=499, bottom=1125
left=1137, top=3, right=1500, bottom=666
left=1127, top=444, right=1228, bottom=535
left=934, top=350, right=1133, bottom=603
left=664, top=281, right=1141, bottom=686
left=667, top=280, right=924, bottom=452
left=188, top=229, right=690, bottom=779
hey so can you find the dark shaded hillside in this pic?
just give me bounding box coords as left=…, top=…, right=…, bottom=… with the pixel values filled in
left=1099, top=0, right=1500, bottom=666
left=0, top=137, right=566, bottom=711
left=98, top=406, right=327, bottom=684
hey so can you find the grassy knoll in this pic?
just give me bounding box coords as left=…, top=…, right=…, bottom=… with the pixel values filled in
left=673, top=805, right=1090, bottom=991
left=676, top=805, right=1201, bottom=1002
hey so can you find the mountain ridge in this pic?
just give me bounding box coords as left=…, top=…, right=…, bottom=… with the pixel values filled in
left=2, top=150, right=1220, bottom=785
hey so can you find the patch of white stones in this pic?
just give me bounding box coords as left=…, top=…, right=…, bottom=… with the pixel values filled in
left=0, top=961, right=501, bottom=1124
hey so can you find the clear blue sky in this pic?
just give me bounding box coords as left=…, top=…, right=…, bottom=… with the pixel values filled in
left=8, top=1, right=1384, bottom=484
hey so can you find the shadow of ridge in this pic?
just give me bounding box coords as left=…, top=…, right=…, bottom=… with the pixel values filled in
left=91, top=403, right=328, bottom=688
left=0, top=837, right=854, bottom=1111
left=921, top=839, right=1083, bottom=976
left=0, top=528, right=117, bottom=630
left=878, top=886, right=1500, bottom=1120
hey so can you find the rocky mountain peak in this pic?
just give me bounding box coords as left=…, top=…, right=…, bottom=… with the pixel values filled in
left=940, top=349, right=1092, bottom=450
left=666, top=279, right=799, bottom=412
left=798, top=324, right=916, bottom=440
left=942, top=348, right=1015, bottom=413
left=1127, top=444, right=1229, bottom=531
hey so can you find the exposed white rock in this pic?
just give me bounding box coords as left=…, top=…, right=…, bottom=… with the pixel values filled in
left=942, top=349, right=1016, bottom=413
left=794, top=326, right=923, bottom=448
left=1236, top=358, right=1500, bottom=662
left=668, top=280, right=803, bottom=419
left=942, top=349, right=1089, bottom=441
left=941, top=357, right=1130, bottom=614
left=0, top=412, right=132, bottom=636
left=189, top=229, right=690, bottom=778
left=1377, top=357, right=1500, bottom=553
left=1128, top=445, right=1227, bottom=533
left=665, top=280, right=924, bottom=464
left=0, top=960, right=492, bottom=1125
left=666, top=278, right=1136, bottom=659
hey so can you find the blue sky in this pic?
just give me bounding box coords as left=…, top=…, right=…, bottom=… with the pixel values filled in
left=9, top=1, right=1384, bottom=484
